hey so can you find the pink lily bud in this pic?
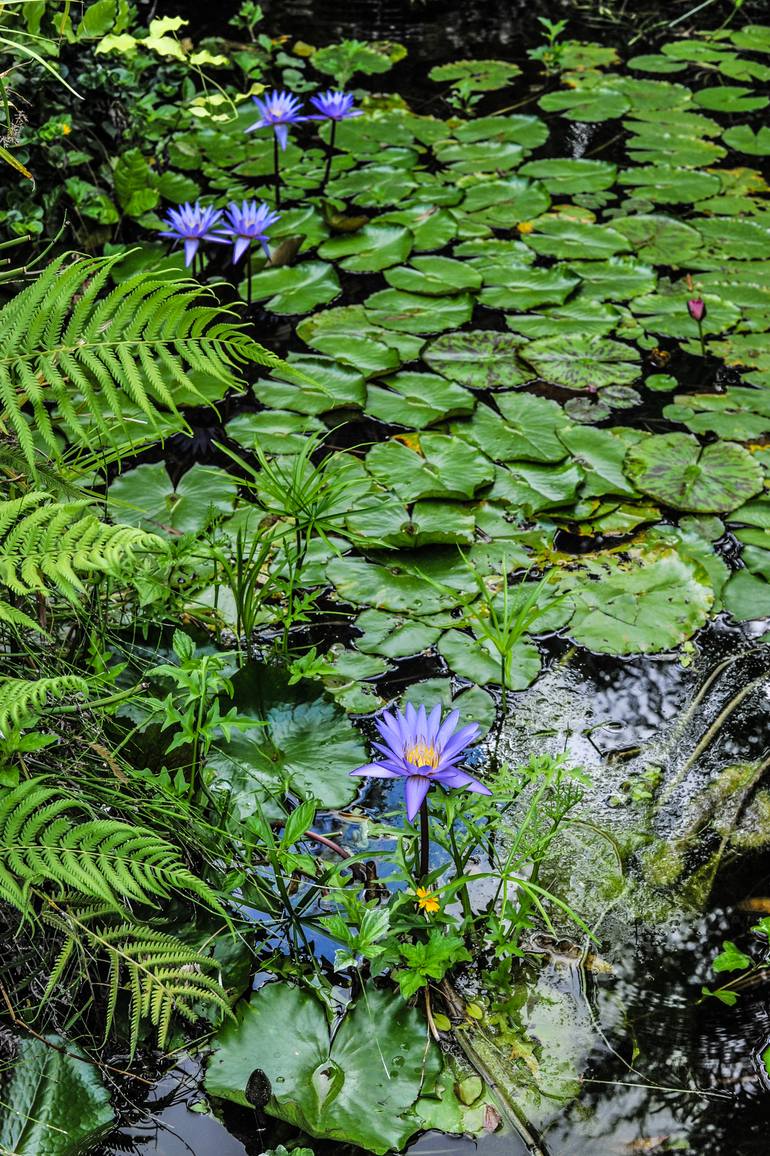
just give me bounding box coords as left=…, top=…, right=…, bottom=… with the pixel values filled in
left=687, top=298, right=706, bottom=323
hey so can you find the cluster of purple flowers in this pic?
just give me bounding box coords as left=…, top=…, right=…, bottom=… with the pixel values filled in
left=159, top=88, right=361, bottom=268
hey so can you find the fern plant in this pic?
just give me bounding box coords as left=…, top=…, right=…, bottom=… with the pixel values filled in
left=0, top=251, right=282, bottom=472
left=0, top=779, right=233, bottom=1053
left=0, top=673, right=89, bottom=733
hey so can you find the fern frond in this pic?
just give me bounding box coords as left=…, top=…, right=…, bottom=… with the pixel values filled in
left=0, top=252, right=284, bottom=472
left=0, top=779, right=227, bottom=918
left=0, top=674, right=88, bottom=733
left=0, top=491, right=167, bottom=601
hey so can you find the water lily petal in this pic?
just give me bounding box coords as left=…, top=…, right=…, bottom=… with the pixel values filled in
left=404, top=774, right=431, bottom=822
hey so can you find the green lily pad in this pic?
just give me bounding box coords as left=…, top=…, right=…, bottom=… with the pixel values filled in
left=206, top=983, right=439, bottom=1155
left=108, top=463, right=237, bottom=535
left=664, top=389, right=770, bottom=440
left=347, top=496, right=476, bottom=548
left=609, top=214, right=703, bottom=264
left=438, top=628, right=541, bottom=689
left=327, top=165, right=418, bottom=208
left=490, top=459, right=582, bottom=514
left=722, top=125, right=770, bottom=155
left=628, top=53, right=689, bottom=74
left=453, top=114, right=548, bottom=149
left=399, top=677, right=497, bottom=732
left=522, top=337, right=641, bottom=390
left=460, top=177, right=551, bottom=228
left=422, top=330, right=530, bottom=389
left=378, top=204, right=459, bottom=251
left=364, top=288, right=474, bottom=334
left=558, top=426, right=637, bottom=498
left=522, top=218, right=632, bottom=260
left=690, top=218, right=770, bottom=264
left=694, top=85, right=769, bottom=112
left=264, top=356, right=366, bottom=414
left=365, top=371, right=474, bottom=428
left=564, top=545, right=714, bottom=654
left=539, top=86, right=630, bottom=122
left=505, top=299, right=620, bottom=339
left=309, top=333, right=402, bottom=378
left=354, top=608, right=449, bottom=658
left=624, top=433, right=764, bottom=512
left=208, top=665, right=366, bottom=819
left=250, top=260, right=341, bottom=314
left=327, top=552, right=475, bottom=614
left=519, top=158, right=617, bottom=195
left=0, top=1037, right=114, bottom=1156
left=296, top=305, right=424, bottom=363
left=565, top=257, right=657, bottom=301
left=429, top=59, right=522, bottom=91
left=312, top=39, right=406, bottom=83
left=723, top=570, right=770, bottom=621
left=317, top=222, right=413, bottom=272
left=435, top=138, right=525, bottom=173
left=617, top=165, right=721, bottom=204
left=365, top=433, right=494, bottom=501
left=384, top=255, right=482, bottom=295
left=478, top=266, right=579, bottom=311
left=630, top=291, right=740, bottom=340
left=454, top=394, right=568, bottom=463
left=226, top=410, right=324, bottom=455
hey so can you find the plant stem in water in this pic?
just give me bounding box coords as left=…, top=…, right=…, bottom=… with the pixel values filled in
left=273, top=133, right=281, bottom=209
left=321, top=119, right=337, bottom=193
left=419, top=799, right=430, bottom=880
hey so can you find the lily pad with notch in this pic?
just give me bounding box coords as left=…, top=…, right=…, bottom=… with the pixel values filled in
left=478, top=267, right=579, bottom=311
left=365, top=433, right=494, bottom=501
left=521, top=218, right=632, bottom=260
left=624, top=432, right=764, bottom=513
left=384, top=256, right=482, bottom=296
left=365, top=371, right=475, bottom=428
left=453, top=394, right=568, bottom=463
left=250, top=260, right=341, bottom=315
left=459, top=178, right=551, bottom=228
left=317, top=222, right=413, bottom=273
left=521, top=337, right=641, bottom=390
left=423, top=330, right=531, bottom=389
left=519, top=158, right=617, bottom=195
left=429, top=59, right=522, bottom=91
left=364, top=288, right=474, bottom=335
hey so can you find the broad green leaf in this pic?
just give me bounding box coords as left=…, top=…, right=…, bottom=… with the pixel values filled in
left=108, top=463, right=237, bottom=535
left=522, top=337, right=641, bottom=390
left=694, top=85, right=769, bottom=113
left=618, top=165, right=721, bottom=204
left=364, top=288, right=474, bottom=334
left=454, top=394, right=568, bottom=463
left=225, top=410, right=324, bottom=455
left=384, top=256, right=482, bottom=295
left=365, top=371, right=474, bottom=427
left=437, top=629, right=541, bottom=689
left=624, top=433, right=763, bottom=513
left=423, top=330, right=531, bottom=389
left=519, top=158, right=617, bottom=194
left=505, top=299, right=620, bottom=339
left=250, top=261, right=341, bottom=314
left=327, top=551, right=477, bottom=614
left=379, top=204, right=458, bottom=251
left=264, top=355, right=366, bottom=414
left=317, top=222, right=413, bottom=272
left=354, top=609, right=448, bottom=658
left=712, top=941, right=752, bottom=973
left=365, top=433, right=494, bottom=501
left=723, top=570, right=770, bottom=622
left=460, top=177, right=551, bottom=227
left=565, top=257, right=657, bottom=301
left=522, top=218, right=632, bottom=260
left=478, top=267, right=579, bottom=311
left=429, top=59, right=521, bottom=91
left=609, top=214, right=702, bottom=264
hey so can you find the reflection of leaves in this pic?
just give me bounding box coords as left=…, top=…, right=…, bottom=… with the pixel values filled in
left=206, top=984, right=440, bottom=1155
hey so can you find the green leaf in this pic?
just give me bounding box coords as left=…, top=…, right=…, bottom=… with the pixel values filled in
left=208, top=665, right=366, bottom=820
left=365, top=372, right=475, bottom=428
left=624, top=434, right=763, bottom=513
left=317, top=223, right=413, bottom=273
left=108, top=463, right=237, bottom=535
left=522, top=337, right=641, bottom=391
left=505, top=299, right=621, bottom=340
left=312, top=38, right=406, bottom=83
left=712, top=941, right=752, bottom=973
left=0, top=1037, right=114, bottom=1155
left=558, top=427, right=637, bottom=498
left=694, top=85, right=769, bottom=112
left=423, top=330, right=530, bottom=389
left=522, top=218, right=632, bottom=260
left=327, top=551, right=476, bottom=614
left=364, top=288, right=474, bottom=334
left=610, top=214, right=702, bottom=264
left=384, top=256, right=482, bottom=295
left=563, top=544, right=714, bottom=655
left=379, top=204, right=458, bottom=251
left=519, top=157, right=617, bottom=194
left=479, top=266, right=579, bottom=312
left=539, top=86, right=630, bottom=121
left=250, top=261, right=341, bottom=314
left=460, top=177, right=551, bottom=228
left=354, top=609, right=448, bottom=658
left=454, top=394, right=568, bottom=463
left=365, top=433, right=494, bottom=501
left=701, top=985, right=739, bottom=1006
left=453, top=113, right=548, bottom=149
left=226, top=410, right=324, bottom=455
left=723, top=570, right=770, bottom=622
left=429, top=59, right=521, bottom=91
left=263, top=355, right=366, bottom=414
left=437, top=629, right=541, bottom=689
left=206, top=983, right=439, bottom=1155
left=618, top=165, right=721, bottom=204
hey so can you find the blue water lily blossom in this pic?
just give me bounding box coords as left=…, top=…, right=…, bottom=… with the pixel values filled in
left=351, top=703, right=491, bottom=821
left=221, top=200, right=281, bottom=263
left=309, top=89, right=362, bottom=121
left=159, top=201, right=227, bottom=267
left=246, top=89, right=306, bottom=150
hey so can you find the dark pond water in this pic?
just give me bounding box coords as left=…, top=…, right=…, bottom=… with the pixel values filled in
left=101, top=1, right=770, bottom=1153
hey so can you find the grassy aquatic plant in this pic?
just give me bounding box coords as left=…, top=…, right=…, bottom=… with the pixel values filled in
left=351, top=703, right=490, bottom=878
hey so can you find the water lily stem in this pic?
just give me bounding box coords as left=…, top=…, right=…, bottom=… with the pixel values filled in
left=321, top=119, right=337, bottom=194
left=697, top=317, right=706, bottom=359
left=273, top=133, right=281, bottom=210
left=419, top=799, right=430, bottom=879
left=247, top=250, right=252, bottom=306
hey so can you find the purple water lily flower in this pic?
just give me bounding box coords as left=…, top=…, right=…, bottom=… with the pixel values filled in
left=246, top=89, right=306, bottom=150
left=221, top=200, right=281, bottom=263
left=687, top=298, right=706, bottom=323
left=351, top=703, right=491, bottom=822
left=309, top=89, right=362, bottom=121
left=159, top=201, right=227, bottom=267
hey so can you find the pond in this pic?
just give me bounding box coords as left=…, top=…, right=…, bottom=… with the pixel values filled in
left=0, top=0, right=769, bottom=1154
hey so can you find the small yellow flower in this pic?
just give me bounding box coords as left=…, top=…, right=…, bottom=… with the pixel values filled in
left=61, top=123, right=72, bottom=136
left=416, top=887, right=440, bottom=914
left=517, top=220, right=534, bottom=234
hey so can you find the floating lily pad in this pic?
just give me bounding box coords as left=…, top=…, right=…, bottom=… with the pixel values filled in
left=558, top=426, right=637, bottom=498
left=565, top=256, right=657, bottom=301
left=460, top=177, right=551, bottom=228
left=609, top=214, right=703, bottom=264
left=624, top=433, right=764, bottom=512
left=250, top=260, right=341, bottom=314
left=563, top=545, right=714, bottom=654
left=629, top=291, right=741, bottom=339
left=438, top=629, right=541, bottom=689
left=364, top=288, right=474, bottom=334
left=317, top=222, right=413, bottom=272
left=453, top=114, right=548, bottom=149
left=617, top=165, right=721, bottom=204
left=296, top=304, right=424, bottom=363
left=539, top=86, right=630, bottom=121
left=309, top=333, right=401, bottom=377
left=423, top=330, right=530, bottom=389
left=694, top=85, right=769, bottom=113
left=209, top=665, right=366, bottom=819
left=489, top=459, right=581, bottom=514
left=478, top=266, right=579, bottom=311
left=264, top=355, right=366, bottom=414
left=327, top=552, right=475, bottom=614
left=663, top=389, right=770, bottom=440
left=226, top=410, right=324, bottom=455
left=505, top=299, right=620, bottom=339
left=522, top=218, right=632, bottom=260
left=354, top=608, right=448, bottom=658
left=429, top=59, right=522, bottom=91
left=206, top=983, right=439, bottom=1155
left=108, top=463, right=237, bottom=535
left=723, top=570, right=770, bottom=622
left=435, top=138, right=525, bottom=173
left=365, top=371, right=475, bottom=428
left=312, top=39, right=406, bottom=83
left=384, top=255, right=482, bottom=295
left=522, top=337, right=641, bottom=390
left=519, top=158, right=617, bottom=194
left=454, top=394, right=568, bottom=463
left=365, top=433, right=493, bottom=501
left=379, top=204, right=459, bottom=251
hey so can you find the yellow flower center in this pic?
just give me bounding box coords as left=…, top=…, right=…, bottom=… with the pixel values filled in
left=405, top=741, right=439, bottom=770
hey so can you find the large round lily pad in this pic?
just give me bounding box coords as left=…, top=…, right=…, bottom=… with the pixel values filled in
left=423, top=330, right=531, bottom=389
left=563, top=545, right=714, bottom=654
left=624, top=433, right=764, bottom=512
left=364, top=288, right=474, bottom=334
left=521, top=337, right=641, bottom=391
